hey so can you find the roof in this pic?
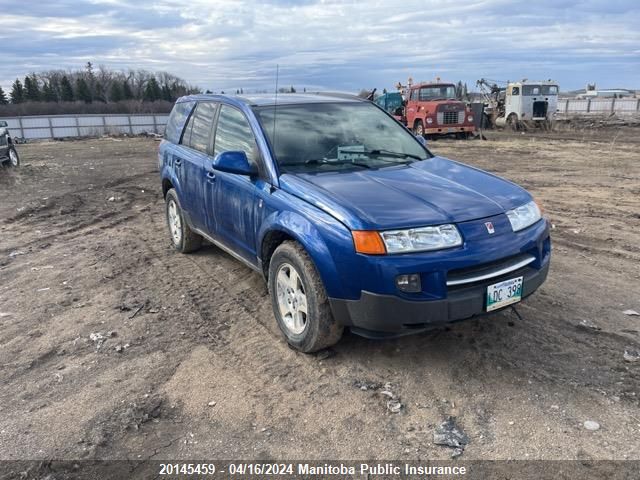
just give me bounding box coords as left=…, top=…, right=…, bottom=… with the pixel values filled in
left=177, top=92, right=364, bottom=107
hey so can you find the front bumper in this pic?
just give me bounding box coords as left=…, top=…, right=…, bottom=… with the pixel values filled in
left=425, top=125, right=475, bottom=135
left=329, top=256, right=549, bottom=338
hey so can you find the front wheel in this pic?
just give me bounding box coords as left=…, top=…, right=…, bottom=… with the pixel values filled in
left=414, top=120, right=424, bottom=137
left=268, top=241, right=343, bottom=352
left=7, top=147, right=19, bottom=167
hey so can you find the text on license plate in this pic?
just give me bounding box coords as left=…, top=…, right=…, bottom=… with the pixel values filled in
left=486, top=276, right=523, bottom=312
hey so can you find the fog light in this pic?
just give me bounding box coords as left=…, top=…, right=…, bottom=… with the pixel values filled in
left=396, top=274, right=421, bottom=293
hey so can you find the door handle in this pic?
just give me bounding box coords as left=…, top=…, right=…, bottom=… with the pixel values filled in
left=206, top=171, right=216, bottom=181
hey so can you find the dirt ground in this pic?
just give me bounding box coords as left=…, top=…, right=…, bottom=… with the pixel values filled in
left=1, top=129, right=639, bottom=465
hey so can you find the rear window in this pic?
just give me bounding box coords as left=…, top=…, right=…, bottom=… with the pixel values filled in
left=164, top=101, right=195, bottom=144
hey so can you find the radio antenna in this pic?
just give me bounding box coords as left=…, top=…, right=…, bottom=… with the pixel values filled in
left=272, top=64, right=279, bottom=152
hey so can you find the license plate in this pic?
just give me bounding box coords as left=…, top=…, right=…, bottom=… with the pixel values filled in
left=486, top=277, right=523, bottom=311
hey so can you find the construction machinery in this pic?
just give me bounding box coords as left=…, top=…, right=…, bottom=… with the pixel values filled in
left=476, top=79, right=559, bottom=130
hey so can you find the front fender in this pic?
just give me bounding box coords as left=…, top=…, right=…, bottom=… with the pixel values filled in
left=257, top=204, right=355, bottom=299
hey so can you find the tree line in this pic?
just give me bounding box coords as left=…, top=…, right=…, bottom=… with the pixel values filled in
left=0, top=62, right=201, bottom=116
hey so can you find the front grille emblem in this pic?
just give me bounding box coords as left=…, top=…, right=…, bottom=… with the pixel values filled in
left=485, top=221, right=495, bottom=234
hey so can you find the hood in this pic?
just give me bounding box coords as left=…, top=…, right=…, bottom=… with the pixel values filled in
left=279, top=156, right=531, bottom=230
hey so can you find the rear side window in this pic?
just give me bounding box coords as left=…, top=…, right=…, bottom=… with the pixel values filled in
left=183, top=102, right=217, bottom=153
left=214, top=105, right=260, bottom=167
left=164, top=101, right=195, bottom=144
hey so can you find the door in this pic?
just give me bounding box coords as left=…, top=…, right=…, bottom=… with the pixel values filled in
left=175, top=101, right=217, bottom=232
left=208, top=104, right=266, bottom=261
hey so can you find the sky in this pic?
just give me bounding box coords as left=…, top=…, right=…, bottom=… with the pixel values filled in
left=0, top=0, right=638, bottom=94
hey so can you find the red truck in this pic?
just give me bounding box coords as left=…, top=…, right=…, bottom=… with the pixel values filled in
left=403, top=82, right=476, bottom=138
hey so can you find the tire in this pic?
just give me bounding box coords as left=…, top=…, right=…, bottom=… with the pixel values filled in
left=413, top=120, right=424, bottom=137
left=507, top=113, right=519, bottom=131
left=268, top=241, right=343, bottom=352
left=165, top=188, right=202, bottom=253
left=7, top=147, right=19, bottom=167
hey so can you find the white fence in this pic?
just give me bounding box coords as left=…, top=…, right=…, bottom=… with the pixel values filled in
left=557, top=98, right=640, bottom=115
left=0, top=113, right=169, bottom=140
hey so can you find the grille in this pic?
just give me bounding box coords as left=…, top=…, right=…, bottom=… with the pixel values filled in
left=446, top=253, right=536, bottom=287
left=442, top=111, right=459, bottom=125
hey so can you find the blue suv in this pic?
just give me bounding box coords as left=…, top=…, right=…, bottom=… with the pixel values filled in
left=159, top=93, right=550, bottom=352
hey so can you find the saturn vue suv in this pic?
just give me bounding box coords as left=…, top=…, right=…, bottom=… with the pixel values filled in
left=158, top=93, right=551, bottom=352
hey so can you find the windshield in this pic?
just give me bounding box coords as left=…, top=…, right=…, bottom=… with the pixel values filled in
left=523, top=85, right=558, bottom=96
left=418, top=86, right=456, bottom=101
left=253, top=102, right=431, bottom=173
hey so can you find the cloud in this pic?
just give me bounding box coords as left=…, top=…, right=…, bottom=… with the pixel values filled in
left=0, top=0, right=638, bottom=91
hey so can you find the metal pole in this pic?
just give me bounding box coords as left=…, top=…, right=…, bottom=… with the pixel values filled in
left=152, top=114, right=158, bottom=134
left=128, top=115, right=133, bottom=135
left=74, top=115, right=80, bottom=137
left=18, top=116, right=24, bottom=139
left=48, top=116, right=54, bottom=139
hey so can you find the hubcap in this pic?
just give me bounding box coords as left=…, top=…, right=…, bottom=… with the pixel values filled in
left=167, top=199, right=182, bottom=245
left=275, top=263, right=308, bottom=335
left=9, top=149, right=17, bottom=166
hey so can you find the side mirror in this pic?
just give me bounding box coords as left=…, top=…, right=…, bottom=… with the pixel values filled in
left=212, top=150, right=257, bottom=176
left=415, top=135, right=427, bottom=146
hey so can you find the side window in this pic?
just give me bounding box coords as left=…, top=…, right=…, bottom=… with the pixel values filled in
left=410, top=89, right=418, bottom=101
left=184, top=102, right=217, bottom=153
left=164, top=101, right=195, bottom=144
left=214, top=105, right=260, bottom=169
left=511, top=86, right=520, bottom=96
left=181, top=109, right=195, bottom=146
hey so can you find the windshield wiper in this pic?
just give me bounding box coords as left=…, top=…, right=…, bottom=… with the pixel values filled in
left=333, top=147, right=423, bottom=162
left=366, top=149, right=424, bottom=161
left=304, top=158, right=372, bottom=169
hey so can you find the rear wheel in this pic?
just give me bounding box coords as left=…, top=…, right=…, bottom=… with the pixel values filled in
left=414, top=120, right=424, bottom=137
left=7, top=147, right=19, bottom=167
left=268, top=241, right=343, bottom=352
left=165, top=188, right=202, bottom=253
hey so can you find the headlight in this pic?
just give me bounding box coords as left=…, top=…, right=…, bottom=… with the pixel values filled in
left=506, top=201, right=541, bottom=232
left=380, top=224, right=462, bottom=253
left=426, top=117, right=433, bottom=124
left=467, top=115, right=473, bottom=123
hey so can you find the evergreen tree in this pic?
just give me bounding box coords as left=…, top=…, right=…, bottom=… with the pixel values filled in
left=143, top=77, right=162, bottom=101
left=10, top=79, right=24, bottom=104
left=24, top=74, right=41, bottom=101
left=122, top=80, right=134, bottom=100
left=0, top=86, right=8, bottom=105
left=76, top=78, right=92, bottom=103
left=94, top=82, right=106, bottom=102
left=42, top=82, right=58, bottom=102
left=60, top=76, right=74, bottom=101
left=162, top=84, right=173, bottom=101
left=109, top=82, right=123, bottom=102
